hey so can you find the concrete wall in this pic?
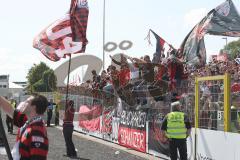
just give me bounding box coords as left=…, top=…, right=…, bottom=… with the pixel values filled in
left=54, top=54, right=102, bottom=87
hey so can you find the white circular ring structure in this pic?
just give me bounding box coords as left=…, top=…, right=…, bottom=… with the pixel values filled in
left=104, top=42, right=118, bottom=52
left=119, top=40, right=133, bottom=50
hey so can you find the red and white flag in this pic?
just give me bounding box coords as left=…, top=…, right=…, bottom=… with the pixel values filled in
left=33, top=0, right=89, bottom=61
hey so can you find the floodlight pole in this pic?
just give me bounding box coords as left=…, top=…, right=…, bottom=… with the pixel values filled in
left=222, top=37, right=228, bottom=47
left=102, top=0, right=106, bottom=70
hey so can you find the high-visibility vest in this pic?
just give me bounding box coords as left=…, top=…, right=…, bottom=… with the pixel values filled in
left=166, top=111, right=187, bottom=139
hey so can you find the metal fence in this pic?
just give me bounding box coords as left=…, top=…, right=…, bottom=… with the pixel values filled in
left=11, top=73, right=240, bottom=159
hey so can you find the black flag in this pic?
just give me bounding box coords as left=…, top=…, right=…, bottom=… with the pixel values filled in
left=180, top=0, right=240, bottom=66
left=150, top=29, right=166, bottom=63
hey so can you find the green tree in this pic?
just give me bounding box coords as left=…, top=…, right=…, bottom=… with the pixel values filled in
left=42, top=69, right=57, bottom=91
left=221, top=38, right=240, bottom=60
left=26, top=62, right=57, bottom=93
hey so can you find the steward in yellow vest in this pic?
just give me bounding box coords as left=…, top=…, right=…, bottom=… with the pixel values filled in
left=161, top=101, right=191, bottom=160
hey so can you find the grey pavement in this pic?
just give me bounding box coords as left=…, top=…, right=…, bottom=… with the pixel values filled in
left=0, top=124, right=154, bottom=160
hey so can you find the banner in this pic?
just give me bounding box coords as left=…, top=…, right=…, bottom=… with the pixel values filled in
left=148, top=120, right=169, bottom=157
left=101, top=110, right=113, bottom=134
left=118, top=110, right=147, bottom=152
left=78, top=105, right=102, bottom=131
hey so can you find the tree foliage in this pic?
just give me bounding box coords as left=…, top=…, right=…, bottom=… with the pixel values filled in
left=26, top=62, right=57, bottom=93
left=221, top=38, right=240, bottom=60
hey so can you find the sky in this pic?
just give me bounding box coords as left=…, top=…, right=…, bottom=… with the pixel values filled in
left=0, top=0, right=239, bottom=82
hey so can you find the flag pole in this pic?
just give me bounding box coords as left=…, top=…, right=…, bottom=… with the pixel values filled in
left=102, top=0, right=106, bottom=70
left=65, top=54, right=72, bottom=111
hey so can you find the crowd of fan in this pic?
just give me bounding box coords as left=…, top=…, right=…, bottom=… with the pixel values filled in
left=186, top=56, right=240, bottom=131
left=58, top=52, right=240, bottom=131
left=76, top=53, right=239, bottom=99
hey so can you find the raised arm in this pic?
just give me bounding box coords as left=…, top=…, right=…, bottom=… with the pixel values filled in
left=132, top=57, right=147, bottom=64
left=109, top=55, right=122, bottom=66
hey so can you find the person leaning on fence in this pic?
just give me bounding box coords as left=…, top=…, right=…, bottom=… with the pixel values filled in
left=161, top=101, right=191, bottom=160
left=0, top=95, right=49, bottom=160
